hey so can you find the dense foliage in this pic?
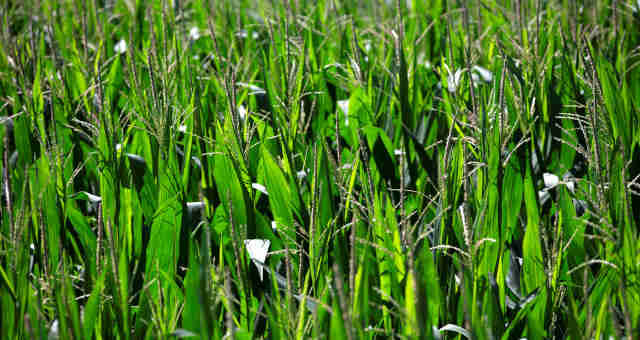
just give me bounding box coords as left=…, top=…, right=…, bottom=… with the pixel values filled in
left=1, top=0, right=640, bottom=338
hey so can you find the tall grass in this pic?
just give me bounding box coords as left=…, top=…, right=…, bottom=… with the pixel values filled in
left=1, top=0, right=639, bottom=339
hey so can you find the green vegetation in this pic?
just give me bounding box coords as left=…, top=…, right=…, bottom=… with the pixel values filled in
left=1, top=0, right=640, bottom=338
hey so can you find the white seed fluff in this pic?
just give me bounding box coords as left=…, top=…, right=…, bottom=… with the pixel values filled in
left=251, top=183, right=268, bottom=195
left=189, top=27, right=200, bottom=40
left=543, top=173, right=560, bottom=188
left=244, top=239, right=270, bottom=281
left=114, top=39, right=127, bottom=54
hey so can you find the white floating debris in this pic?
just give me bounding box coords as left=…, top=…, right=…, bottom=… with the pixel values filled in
left=251, top=183, right=268, bottom=195
left=48, top=319, right=59, bottom=339
left=178, top=124, right=187, bottom=133
left=116, top=143, right=122, bottom=151
left=364, top=41, right=372, bottom=52
left=565, top=180, right=575, bottom=193
left=472, top=65, right=493, bottom=83
left=114, top=39, right=127, bottom=54
left=296, top=169, right=308, bottom=180
left=444, top=64, right=463, bottom=93
left=186, top=201, right=205, bottom=210
left=450, top=69, right=463, bottom=92
left=244, top=239, right=270, bottom=281
left=543, top=173, right=560, bottom=188
left=394, top=149, right=405, bottom=156
left=471, top=72, right=480, bottom=85
left=238, top=104, right=247, bottom=121
left=236, top=30, right=260, bottom=40
left=337, top=100, right=349, bottom=126
left=538, top=190, right=550, bottom=203
left=189, top=27, right=200, bottom=40
left=563, top=173, right=576, bottom=193
left=237, top=82, right=266, bottom=95
left=84, top=192, right=102, bottom=203
left=271, top=220, right=277, bottom=232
